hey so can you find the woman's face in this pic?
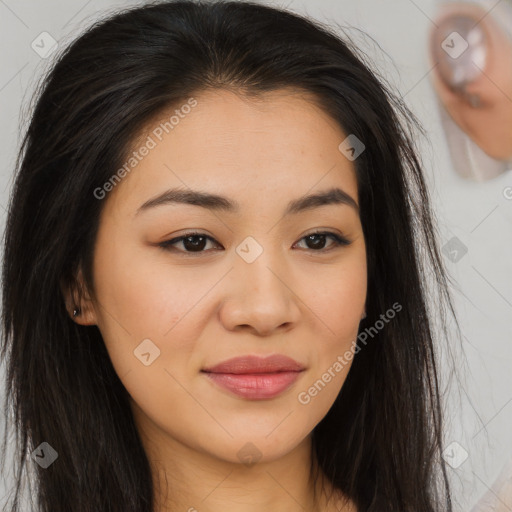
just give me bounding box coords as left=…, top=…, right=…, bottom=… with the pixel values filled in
left=78, top=88, right=367, bottom=466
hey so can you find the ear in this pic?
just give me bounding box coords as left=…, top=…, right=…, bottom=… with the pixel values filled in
left=60, top=267, right=98, bottom=326
left=428, top=2, right=512, bottom=162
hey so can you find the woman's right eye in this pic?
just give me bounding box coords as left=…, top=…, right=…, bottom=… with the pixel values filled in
left=158, top=232, right=222, bottom=254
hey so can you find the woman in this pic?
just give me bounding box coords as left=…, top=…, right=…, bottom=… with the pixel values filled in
left=0, top=1, right=460, bottom=511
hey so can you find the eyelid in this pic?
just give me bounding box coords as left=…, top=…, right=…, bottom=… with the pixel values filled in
left=157, top=229, right=352, bottom=255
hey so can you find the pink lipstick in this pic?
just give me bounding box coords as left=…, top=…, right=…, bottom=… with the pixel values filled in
left=201, top=354, right=305, bottom=400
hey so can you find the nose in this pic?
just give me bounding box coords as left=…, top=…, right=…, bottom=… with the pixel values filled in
left=217, top=250, right=302, bottom=337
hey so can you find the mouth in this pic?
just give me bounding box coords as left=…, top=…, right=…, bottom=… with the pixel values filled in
left=202, top=354, right=305, bottom=373
left=201, top=370, right=304, bottom=400
left=201, top=354, right=306, bottom=400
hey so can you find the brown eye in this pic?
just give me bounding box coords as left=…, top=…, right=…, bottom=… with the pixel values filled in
left=158, top=230, right=351, bottom=255
left=294, top=231, right=351, bottom=251
left=159, top=233, right=221, bottom=253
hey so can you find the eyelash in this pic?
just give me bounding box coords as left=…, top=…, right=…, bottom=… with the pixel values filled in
left=158, top=230, right=352, bottom=255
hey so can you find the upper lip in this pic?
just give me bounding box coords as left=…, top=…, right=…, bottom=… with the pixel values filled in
left=202, top=355, right=305, bottom=374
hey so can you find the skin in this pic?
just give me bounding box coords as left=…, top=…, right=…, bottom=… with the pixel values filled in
left=470, top=455, right=512, bottom=512
left=66, top=88, right=366, bottom=512
left=429, top=2, right=512, bottom=161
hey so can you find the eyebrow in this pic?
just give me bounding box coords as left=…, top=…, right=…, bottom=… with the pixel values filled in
left=136, top=186, right=359, bottom=217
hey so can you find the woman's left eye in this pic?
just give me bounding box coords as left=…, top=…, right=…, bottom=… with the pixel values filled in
left=294, top=232, right=351, bottom=251
left=158, top=230, right=352, bottom=255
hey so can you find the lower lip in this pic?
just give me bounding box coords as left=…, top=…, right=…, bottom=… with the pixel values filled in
left=203, top=371, right=303, bottom=399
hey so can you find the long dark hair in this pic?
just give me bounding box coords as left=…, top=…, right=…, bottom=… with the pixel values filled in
left=1, top=1, right=461, bottom=510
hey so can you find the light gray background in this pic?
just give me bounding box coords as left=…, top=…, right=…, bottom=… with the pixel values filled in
left=1, top=0, right=511, bottom=510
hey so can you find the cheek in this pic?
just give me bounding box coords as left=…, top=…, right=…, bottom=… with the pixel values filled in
left=323, top=271, right=366, bottom=329
left=303, top=253, right=367, bottom=379
left=91, top=247, right=205, bottom=429
left=91, top=236, right=205, bottom=380
left=94, top=238, right=197, bottom=331
left=305, top=251, right=367, bottom=336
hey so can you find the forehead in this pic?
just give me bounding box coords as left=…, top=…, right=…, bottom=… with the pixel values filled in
left=102, top=88, right=359, bottom=219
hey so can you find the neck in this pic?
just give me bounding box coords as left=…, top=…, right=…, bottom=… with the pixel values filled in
left=137, top=417, right=352, bottom=512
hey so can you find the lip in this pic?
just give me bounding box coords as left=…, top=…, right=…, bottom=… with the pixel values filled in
left=202, top=354, right=305, bottom=374
left=201, top=355, right=306, bottom=400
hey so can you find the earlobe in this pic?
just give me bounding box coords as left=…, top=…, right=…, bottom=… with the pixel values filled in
left=70, top=303, right=97, bottom=326
left=428, top=1, right=512, bottom=162
left=60, top=268, right=98, bottom=326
